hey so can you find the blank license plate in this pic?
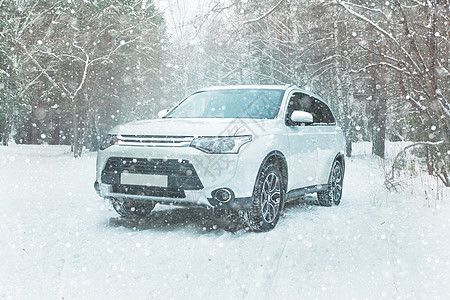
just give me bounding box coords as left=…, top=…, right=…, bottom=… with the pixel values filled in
left=121, top=173, right=168, bottom=187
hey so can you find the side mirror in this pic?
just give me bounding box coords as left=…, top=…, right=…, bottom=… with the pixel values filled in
left=290, top=110, right=313, bottom=125
left=157, top=109, right=169, bottom=118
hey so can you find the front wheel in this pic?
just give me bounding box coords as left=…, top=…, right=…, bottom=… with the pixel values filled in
left=111, top=198, right=155, bottom=218
left=245, top=163, right=285, bottom=231
left=318, top=160, right=344, bottom=206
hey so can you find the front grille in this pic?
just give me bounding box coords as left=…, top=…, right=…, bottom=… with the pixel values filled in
left=117, top=135, right=194, bottom=147
left=101, top=157, right=203, bottom=198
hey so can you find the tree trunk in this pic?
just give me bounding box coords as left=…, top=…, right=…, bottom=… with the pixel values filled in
left=71, top=99, right=80, bottom=158
left=372, top=44, right=387, bottom=159
left=346, top=140, right=353, bottom=157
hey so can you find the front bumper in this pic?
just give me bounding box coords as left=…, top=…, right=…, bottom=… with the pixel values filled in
left=95, top=182, right=253, bottom=209
left=97, top=182, right=212, bottom=206
left=95, top=145, right=260, bottom=210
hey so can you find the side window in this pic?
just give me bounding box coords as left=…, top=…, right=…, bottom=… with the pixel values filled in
left=286, top=92, right=335, bottom=125
left=286, top=92, right=311, bottom=121
left=310, top=98, right=335, bottom=124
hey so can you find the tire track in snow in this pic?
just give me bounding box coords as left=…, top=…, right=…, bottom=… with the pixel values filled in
left=245, top=230, right=290, bottom=299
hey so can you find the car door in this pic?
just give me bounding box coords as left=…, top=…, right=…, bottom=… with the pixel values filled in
left=307, top=97, right=339, bottom=184
left=285, top=92, right=319, bottom=190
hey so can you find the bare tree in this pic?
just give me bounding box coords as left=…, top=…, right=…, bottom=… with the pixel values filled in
left=337, top=0, right=449, bottom=185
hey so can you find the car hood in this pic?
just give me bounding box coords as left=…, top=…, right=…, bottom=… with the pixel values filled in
left=109, top=118, right=277, bottom=137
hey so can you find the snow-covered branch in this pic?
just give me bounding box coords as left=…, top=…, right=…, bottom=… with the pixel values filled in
left=243, top=0, right=285, bottom=25
left=18, top=41, right=60, bottom=90
left=385, top=141, right=448, bottom=189
left=337, top=0, right=423, bottom=75
left=70, top=43, right=90, bottom=102
left=0, top=68, right=10, bottom=77
left=350, top=62, right=406, bottom=74
left=90, top=37, right=139, bottom=65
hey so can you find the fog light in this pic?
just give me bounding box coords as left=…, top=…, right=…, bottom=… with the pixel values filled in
left=213, top=188, right=233, bottom=203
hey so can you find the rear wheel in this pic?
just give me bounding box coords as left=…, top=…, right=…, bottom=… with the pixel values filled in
left=245, top=163, right=285, bottom=231
left=111, top=198, right=155, bottom=218
left=318, top=160, right=344, bottom=206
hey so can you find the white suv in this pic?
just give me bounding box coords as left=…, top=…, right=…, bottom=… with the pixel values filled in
left=95, top=85, right=345, bottom=231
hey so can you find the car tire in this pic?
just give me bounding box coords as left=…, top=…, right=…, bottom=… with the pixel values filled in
left=111, top=198, right=155, bottom=218
left=317, top=160, right=344, bottom=206
left=245, top=163, right=285, bottom=231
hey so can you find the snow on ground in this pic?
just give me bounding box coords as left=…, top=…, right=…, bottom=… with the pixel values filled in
left=0, top=143, right=449, bottom=299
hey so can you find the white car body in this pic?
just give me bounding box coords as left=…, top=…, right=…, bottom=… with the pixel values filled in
left=95, top=85, right=345, bottom=227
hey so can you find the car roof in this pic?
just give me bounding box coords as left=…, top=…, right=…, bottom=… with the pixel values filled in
left=197, top=85, right=291, bottom=91
left=195, top=85, right=324, bottom=101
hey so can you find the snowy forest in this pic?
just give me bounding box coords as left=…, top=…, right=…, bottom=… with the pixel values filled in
left=1, top=1, right=450, bottom=298
left=0, top=0, right=449, bottom=186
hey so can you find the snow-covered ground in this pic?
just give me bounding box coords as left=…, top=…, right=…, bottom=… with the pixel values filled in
left=0, top=143, right=449, bottom=299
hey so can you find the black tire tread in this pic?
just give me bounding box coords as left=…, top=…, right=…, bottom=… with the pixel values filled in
left=245, top=163, right=285, bottom=232
left=317, top=160, right=344, bottom=207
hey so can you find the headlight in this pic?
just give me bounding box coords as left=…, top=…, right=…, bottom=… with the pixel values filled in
left=100, top=134, right=118, bottom=150
left=190, top=135, right=252, bottom=154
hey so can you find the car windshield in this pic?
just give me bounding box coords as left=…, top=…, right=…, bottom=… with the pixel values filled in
left=165, top=89, right=285, bottom=119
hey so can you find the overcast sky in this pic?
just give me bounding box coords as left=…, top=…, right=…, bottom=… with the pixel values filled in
left=154, top=0, right=203, bottom=35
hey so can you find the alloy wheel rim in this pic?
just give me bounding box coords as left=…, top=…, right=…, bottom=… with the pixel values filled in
left=260, top=171, right=281, bottom=223
left=330, top=162, right=343, bottom=204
